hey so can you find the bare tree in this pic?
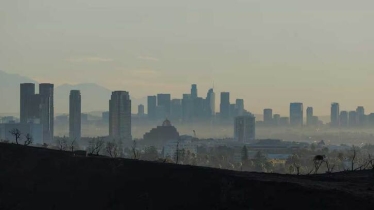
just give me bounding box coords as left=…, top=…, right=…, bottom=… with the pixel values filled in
left=70, top=138, right=77, bottom=152
left=324, top=159, right=336, bottom=173
left=349, top=146, right=358, bottom=171
left=106, top=140, right=119, bottom=158
left=56, top=136, right=68, bottom=151
left=131, top=140, right=139, bottom=159
left=313, top=155, right=325, bottom=174
left=9, top=128, right=21, bottom=145
left=88, top=137, right=105, bottom=156
left=24, top=133, right=33, bottom=146
left=175, top=141, right=179, bottom=164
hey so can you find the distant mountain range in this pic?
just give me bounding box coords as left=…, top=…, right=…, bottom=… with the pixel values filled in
left=0, top=70, right=146, bottom=115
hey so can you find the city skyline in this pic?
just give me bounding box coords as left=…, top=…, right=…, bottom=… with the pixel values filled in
left=2, top=0, right=374, bottom=115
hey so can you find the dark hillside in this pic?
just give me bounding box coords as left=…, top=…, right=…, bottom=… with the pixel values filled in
left=1, top=143, right=374, bottom=210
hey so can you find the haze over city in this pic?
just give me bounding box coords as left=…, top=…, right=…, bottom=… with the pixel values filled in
left=2, top=0, right=374, bottom=115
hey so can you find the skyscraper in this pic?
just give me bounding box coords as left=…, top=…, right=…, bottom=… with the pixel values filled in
left=157, top=94, right=171, bottom=117
left=20, top=83, right=36, bottom=123
left=147, top=96, right=157, bottom=120
left=138, top=104, right=145, bottom=116
left=191, top=84, right=197, bottom=99
left=236, top=99, right=244, bottom=116
left=220, top=92, right=230, bottom=120
left=206, top=88, right=215, bottom=117
left=229, top=104, right=236, bottom=118
left=69, top=90, right=81, bottom=141
left=182, top=94, right=193, bottom=122
left=234, top=114, right=256, bottom=142
left=340, top=111, right=348, bottom=127
left=348, top=111, right=357, bottom=127
left=193, top=97, right=205, bottom=119
left=356, top=106, right=365, bottom=126
left=39, top=83, right=54, bottom=143
left=306, top=107, right=313, bottom=126
left=273, top=114, right=280, bottom=126
left=263, top=109, right=273, bottom=126
left=290, top=103, right=303, bottom=126
left=109, top=91, right=132, bottom=141
left=171, top=99, right=182, bottom=120
left=330, top=103, right=340, bottom=127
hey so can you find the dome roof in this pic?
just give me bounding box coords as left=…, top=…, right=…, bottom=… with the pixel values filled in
left=162, top=119, right=172, bottom=126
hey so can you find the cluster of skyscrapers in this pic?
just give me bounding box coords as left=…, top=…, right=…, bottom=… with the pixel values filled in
left=14, top=82, right=374, bottom=146
left=146, top=84, right=249, bottom=123
left=260, top=103, right=319, bottom=127
left=330, top=103, right=374, bottom=127
left=20, top=83, right=54, bottom=143
left=18, top=83, right=133, bottom=144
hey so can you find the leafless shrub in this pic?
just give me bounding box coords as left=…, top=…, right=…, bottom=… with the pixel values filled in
left=313, top=155, right=325, bottom=174
left=56, top=137, right=68, bottom=151
left=24, top=134, right=33, bottom=146
left=349, top=146, right=358, bottom=171
left=70, top=138, right=77, bottom=152
left=9, top=128, right=21, bottom=145
left=106, top=140, right=119, bottom=158
left=131, top=140, right=140, bottom=159
left=88, top=137, right=105, bottom=156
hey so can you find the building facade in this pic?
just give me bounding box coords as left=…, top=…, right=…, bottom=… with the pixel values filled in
left=331, top=103, right=340, bottom=127
left=220, top=92, right=230, bottom=120
left=306, top=107, right=313, bottom=126
left=290, top=103, right=303, bottom=126
left=234, top=114, right=256, bottom=142
left=263, top=109, right=273, bottom=126
left=157, top=94, right=171, bottom=117
left=69, top=90, right=81, bottom=141
left=147, top=96, right=157, bottom=120
left=109, top=91, right=132, bottom=141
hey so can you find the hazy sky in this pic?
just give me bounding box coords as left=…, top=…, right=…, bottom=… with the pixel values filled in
left=1, top=0, right=374, bottom=115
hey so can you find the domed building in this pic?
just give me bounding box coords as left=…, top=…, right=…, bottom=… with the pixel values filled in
left=143, top=119, right=180, bottom=146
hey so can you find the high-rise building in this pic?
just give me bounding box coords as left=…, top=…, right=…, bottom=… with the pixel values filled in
left=109, top=91, right=132, bottom=141
left=229, top=104, right=237, bottom=118
left=157, top=94, right=171, bottom=117
left=220, top=92, right=230, bottom=120
left=340, top=111, right=348, bottom=127
left=348, top=111, right=357, bottom=127
left=273, top=114, right=280, bottom=126
left=236, top=99, right=244, bottom=116
left=147, top=96, right=157, bottom=120
left=171, top=99, right=182, bottom=120
left=69, top=90, right=81, bottom=141
left=39, top=83, right=54, bottom=143
left=138, top=104, right=145, bottom=116
left=279, top=117, right=289, bottom=126
left=191, top=84, right=197, bottom=99
left=193, top=97, right=205, bottom=119
left=368, top=113, right=374, bottom=126
left=306, top=107, right=313, bottom=126
left=20, top=83, right=36, bottom=123
left=102, top=111, right=109, bottom=123
left=356, top=106, right=365, bottom=126
left=330, top=103, right=340, bottom=127
left=206, top=88, right=215, bottom=117
left=19, top=83, right=53, bottom=144
left=290, top=103, right=303, bottom=126
left=182, top=94, right=193, bottom=122
left=234, top=114, right=256, bottom=142
left=263, top=109, right=273, bottom=126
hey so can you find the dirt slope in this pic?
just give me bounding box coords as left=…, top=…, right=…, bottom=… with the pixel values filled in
left=1, top=143, right=373, bottom=210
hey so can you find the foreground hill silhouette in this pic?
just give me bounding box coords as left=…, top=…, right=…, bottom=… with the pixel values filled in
left=1, top=143, right=374, bottom=210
